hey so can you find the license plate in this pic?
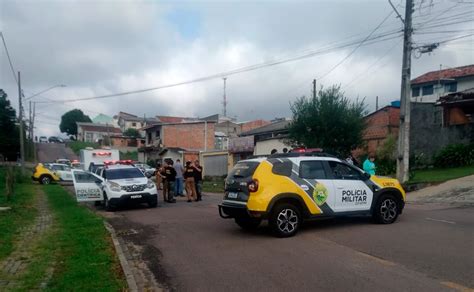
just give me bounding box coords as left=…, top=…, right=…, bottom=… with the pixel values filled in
left=228, top=192, right=238, bottom=199
left=130, top=195, right=142, bottom=199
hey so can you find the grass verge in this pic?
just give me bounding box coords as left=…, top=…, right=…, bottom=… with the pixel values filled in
left=0, top=167, right=37, bottom=261
left=202, top=177, right=225, bottom=193
left=66, top=141, right=100, bottom=154
left=409, top=165, right=474, bottom=184
left=33, top=185, right=126, bottom=291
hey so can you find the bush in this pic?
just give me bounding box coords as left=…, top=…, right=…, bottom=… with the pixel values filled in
left=376, top=158, right=396, bottom=176
left=433, top=143, right=474, bottom=168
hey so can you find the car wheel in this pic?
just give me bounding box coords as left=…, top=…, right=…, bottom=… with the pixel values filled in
left=269, top=203, right=301, bottom=238
left=373, top=194, right=399, bottom=224
left=234, top=216, right=262, bottom=231
left=148, top=197, right=158, bottom=208
left=40, top=175, right=52, bottom=185
left=103, top=194, right=114, bottom=211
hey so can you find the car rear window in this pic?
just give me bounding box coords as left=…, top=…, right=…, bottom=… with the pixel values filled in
left=106, top=168, right=145, bottom=180
left=228, top=162, right=259, bottom=178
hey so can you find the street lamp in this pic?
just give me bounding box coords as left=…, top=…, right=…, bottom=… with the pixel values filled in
left=24, top=84, right=66, bottom=101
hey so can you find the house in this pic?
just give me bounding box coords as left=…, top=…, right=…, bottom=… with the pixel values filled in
left=411, top=64, right=474, bottom=103
left=109, top=135, right=145, bottom=148
left=436, top=88, right=474, bottom=126
left=92, top=113, right=114, bottom=125
left=361, top=103, right=400, bottom=155
left=410, top=88, right=474, bottom=164
left=139, top=120, right=216, bottom=163
left=237, top=118, right=292, bottom=156
left=76, top=122, right=122, bottom=143
left=201, top=114, right=271, bottom=150
left=114, top=112, right=157, bottom=133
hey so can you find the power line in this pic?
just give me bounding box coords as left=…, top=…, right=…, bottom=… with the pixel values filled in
left=0, top=32, right=18, bottom=85
left=317, top=10, right=395, bottom=81
left=36, top=30, right=402, bottom=105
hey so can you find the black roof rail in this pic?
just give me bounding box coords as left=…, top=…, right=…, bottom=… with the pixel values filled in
left=268, top=152, right=338, bottom=159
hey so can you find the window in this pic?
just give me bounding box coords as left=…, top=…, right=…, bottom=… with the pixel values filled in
left=272, top=161, right=292, bottom=177
left=299, top=161, right=326, bottom=179
left=155, top=130, right=160, bottom=138
left=74, top=171, right=98, bottom=183
left=228, top=162, right=259, bottom=178
left=132, top=122, right=136, bottom=127
left=328, top=161, right=362, bottom=180
left=422, top=85, right=434, bottom=96
left=106, top=168, right=144, bottom=180
left=412, top=87, right=420, bottom=97
left=445, top=82, right=457, bottom=93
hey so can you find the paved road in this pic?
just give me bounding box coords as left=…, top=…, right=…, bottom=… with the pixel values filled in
left=107, top=194, right=474, bottom=291
left=36, top=143, right=78, bottom=163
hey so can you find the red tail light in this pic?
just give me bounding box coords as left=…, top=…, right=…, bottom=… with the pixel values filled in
left=248, top=179, right=259, bottom=193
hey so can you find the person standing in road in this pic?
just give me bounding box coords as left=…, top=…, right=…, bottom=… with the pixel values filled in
left=194, top=160, right=203, bottom=201
left=162, top=160, right=177, bottom=203
left=174, top=159, right=185, bottom=197
left=155, top=162, right=163, bottom=190
left=184, top=161, right=197, bottom=202
left=363, top=154, right=376, bottom=175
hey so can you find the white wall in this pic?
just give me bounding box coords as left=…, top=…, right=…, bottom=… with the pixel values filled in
left=254, top=139, right=290, bottom=155
left=411, top=77, right=474, bottom=103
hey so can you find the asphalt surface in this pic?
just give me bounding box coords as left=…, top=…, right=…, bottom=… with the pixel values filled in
left=36, top=143, right=78, bottom=163
left=107, top=194, right=474, bottom=292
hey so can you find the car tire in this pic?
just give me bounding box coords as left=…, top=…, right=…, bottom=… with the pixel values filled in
left=148, top=197, right=158, bottom=208
left=103, top=193, right=114, bottom=212
left=39, top=175, right=52, bottom=185
left=373, top=194, right=399, bottom=224
left=269, top=203, right=301, bottom=238
left=234, top=216, right=262, bottom=231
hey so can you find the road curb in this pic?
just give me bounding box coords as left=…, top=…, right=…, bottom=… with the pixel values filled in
left=104, top=222, right=139, bottom=292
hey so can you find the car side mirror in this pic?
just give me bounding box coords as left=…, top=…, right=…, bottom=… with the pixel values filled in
left=95, top=179, right=102, bottom=184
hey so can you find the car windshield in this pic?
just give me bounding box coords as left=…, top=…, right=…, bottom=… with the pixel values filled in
left=228, top=161, right=259, bottom=178
left=106, top=168, right=145, bottom=180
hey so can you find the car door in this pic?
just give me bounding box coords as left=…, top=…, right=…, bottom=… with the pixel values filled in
left=297, top=159, right=336, bottom=213
left=71, top=169, right=104, bottom=202
left=326, top=161, right=373, bottom=213
left=57, top=165, right=73, bottom=181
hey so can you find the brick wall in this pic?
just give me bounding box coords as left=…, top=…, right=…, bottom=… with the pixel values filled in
left=162, top=123, right=215, bottom=151
left=241, top=120, right=271, bottom=133
left=362, top=106, right=400, bottom=155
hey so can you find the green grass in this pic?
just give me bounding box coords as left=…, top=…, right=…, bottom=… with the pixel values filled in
left=202, top=177, right=225, bottom=193
left=67, top=141, right=100, bottom=155
left=409, top=165, right=474, bottom=184
left=33, top=185, right=126, bottom=291
left=0, top=167, right=38, bottom=261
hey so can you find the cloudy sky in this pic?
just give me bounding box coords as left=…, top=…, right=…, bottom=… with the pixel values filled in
left=1, top=0, right=473, bottom=137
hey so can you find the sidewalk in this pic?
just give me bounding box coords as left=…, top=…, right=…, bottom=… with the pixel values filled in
left=407, top=175, right=474, bottom=206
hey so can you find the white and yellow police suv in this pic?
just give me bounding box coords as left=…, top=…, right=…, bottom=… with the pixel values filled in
left=219, top=151, right=406, bottom=237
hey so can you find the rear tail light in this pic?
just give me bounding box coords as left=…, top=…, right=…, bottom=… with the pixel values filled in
left=248, top=179, right=259, bottom=193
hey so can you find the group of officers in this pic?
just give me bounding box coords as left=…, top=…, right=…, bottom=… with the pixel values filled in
left=156, top=159, right=203, bottom=203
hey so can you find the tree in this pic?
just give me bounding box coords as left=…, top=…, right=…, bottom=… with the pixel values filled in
left=60, top=109, right=91, bottom=137
left=123, top=128, right=141, bottom=138
left=288, top=85, right=367, bottom=156
left=0, top=89, right=20, bottom=161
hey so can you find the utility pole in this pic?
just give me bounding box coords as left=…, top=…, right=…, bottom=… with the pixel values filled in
left=223, top=77, right=227, bottom=117
left=395, top=0, right=414, bottom=183
left=32, top=102, right=37, bottom=162
left=376, top=96, right=379, bottom=111
left=312, top=79, right=317, bottom=99
left=18, top=71, right=25, bottom=173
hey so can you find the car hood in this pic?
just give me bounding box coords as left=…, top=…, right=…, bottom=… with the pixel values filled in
left=109, top=178, right=147, bottom=185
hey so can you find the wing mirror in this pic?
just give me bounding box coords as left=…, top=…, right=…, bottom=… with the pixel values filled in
left=362, top=172, right=371, bottom=180
left=95, top=179, right=103, bottom=184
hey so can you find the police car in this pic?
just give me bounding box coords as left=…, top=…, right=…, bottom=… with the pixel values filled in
left=71, top=161, right=158, bottom=210
left=219, top=151, right=405, bottom=237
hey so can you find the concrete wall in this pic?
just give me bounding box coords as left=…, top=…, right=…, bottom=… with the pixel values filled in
left=254, top=138, right=290, bottom=155
left=201, top=152, right=228, bottom=177
left=410, top=102, right=474, bottom=162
